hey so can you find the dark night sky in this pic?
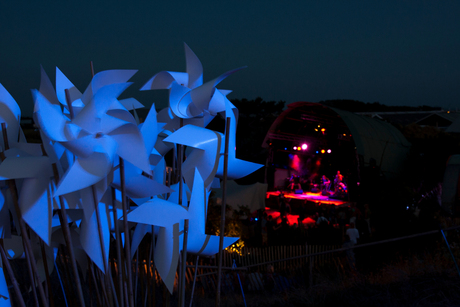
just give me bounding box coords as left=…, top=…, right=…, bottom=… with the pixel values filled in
left=1, top=1, right=459, bottom=117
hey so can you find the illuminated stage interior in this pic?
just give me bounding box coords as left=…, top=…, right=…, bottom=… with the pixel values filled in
left=264, top=190, right=352, bottom=226
left=263, top=102, right=358, bottom=196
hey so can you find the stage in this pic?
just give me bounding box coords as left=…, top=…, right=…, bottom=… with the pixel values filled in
left=253, top=191, right=352, bottom=227
left=266, top=190, right=350, bottom=207
left=262, top=190, right=352, bottom=226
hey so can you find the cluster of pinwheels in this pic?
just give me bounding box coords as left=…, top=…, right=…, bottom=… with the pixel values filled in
left=0, top=43, right=262, bottom=304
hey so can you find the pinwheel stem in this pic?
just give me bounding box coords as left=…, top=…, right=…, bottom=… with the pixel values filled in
left=64, top=89, right=75, bottom=120
left=90, top=61, right=95, bottom=78
left=40, top=240, right=55, bottom=307
left=119, top=157, right=135, bottom=307
left=145, top=228, right=154, bottom=307
left=24, top=242, right=39, bottom=307
left=112, top=187, right=125, bottom=307
left=58, top=246, right=78, bottom=307
left=189, top=255, right=200, bottom=307
left=216, top=117, right=231, bottom=307
left=96, top=265, right=110, bottom=306
left=1, top=123, right=49, bottom=307
left=88, top=258, right=102, bottom=306
left=179, top=219, right=189, bottom=307
left=178, top=118, right=184, bottom=204
left=52, top=163, right=86, bottom=307
left=134, top=251, right=139, bottom=304
left=150, top=225, right=156, bottom=306
left=91, top=185, right=118, bottom=307
left=0, top=242, right=26, bottom=307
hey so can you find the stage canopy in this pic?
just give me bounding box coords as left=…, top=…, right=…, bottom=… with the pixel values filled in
left=263, top=102, right=411, bottom=179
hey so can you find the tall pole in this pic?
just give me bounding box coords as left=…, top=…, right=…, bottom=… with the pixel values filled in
left=177, top=117, right=186, bottom=306
left=88, top=63, right=118, bottom=307
left=0, top=243, right=26, bottom=307
left=112, top=188, right=125, bottom=307
left=120, top=157, right=135, bottom=307
left=61, top=89, right=87, bottom=307
left=178, top=118, right=184, bottom=202
left=179, top=219, right=189, bottom=307
left=216, top=117, right=230, bottom=307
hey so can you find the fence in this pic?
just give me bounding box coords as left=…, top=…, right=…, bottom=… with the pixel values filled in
left=178, top=244, right=340, bottom=295
left=128, top=226, right=460, bottom=306
left=222, top=244, right=339, bottom=271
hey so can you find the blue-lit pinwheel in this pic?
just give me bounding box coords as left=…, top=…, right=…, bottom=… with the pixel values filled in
left=33, top=69, right=152, bottom=196
left=140, top=44, right=263, bottom=180
left=0, top=83, right=56, bottom=245
left=216, top=99, right=263, bottom=179
left=141, top=43, right=245, bottom=121
left=0, top=43, right=266, bottom=305
left=128, top=168, right=238, bottom=293
left=33, top=69, right=155, bottom=273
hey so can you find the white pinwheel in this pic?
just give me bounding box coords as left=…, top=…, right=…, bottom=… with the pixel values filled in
left=141, top=43, right=245, bottom=121
left=0, top=84, right=58, bottom=245
left=128, top=168, right=238, bottom=293
left=33, top=69, right=152, bottom=196
left=216, top=98, right=263, bottom=179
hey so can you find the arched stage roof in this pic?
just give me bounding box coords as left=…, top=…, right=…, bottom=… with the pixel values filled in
left=263, top=102, right=411, bottom=178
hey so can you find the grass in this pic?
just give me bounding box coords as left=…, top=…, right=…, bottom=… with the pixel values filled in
left=190, top=237, right=460, bottom=307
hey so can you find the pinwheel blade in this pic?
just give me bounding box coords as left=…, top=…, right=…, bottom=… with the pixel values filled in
left=80, top=202, right=110, bottom=273
left=56, top=67, right=82, bottom=106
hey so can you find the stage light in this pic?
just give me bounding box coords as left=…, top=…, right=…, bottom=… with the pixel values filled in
left=327, top=149, right=332, bottom=153
left=321, top=149, right=325, bottom=154
left=315, top=128, right=318, bottom=131
left=297, top=147, right=301, bottom=151
left=301, top=144, right=308, bottom=150
left=316, top=151, right=319, bottom=154
left=293, top=146, right=297, bottom=150
left=284, top=147, right=287, bottom=150
left=321, top=128, right=326, bottom=132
